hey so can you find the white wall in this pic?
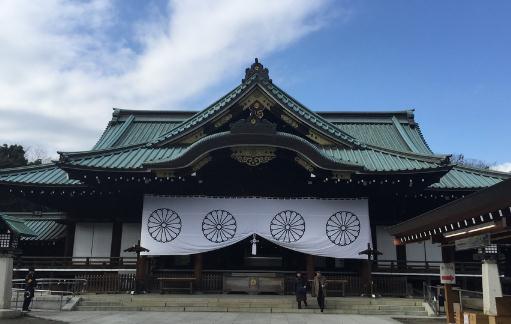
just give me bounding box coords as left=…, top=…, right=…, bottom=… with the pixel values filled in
left=73, top=223, right=113, bottom=257
left=120, top=223, right=141, bottom=257
left=375, top=226, right=397, bottom=260
left=406, top=240, right=442, bottom=262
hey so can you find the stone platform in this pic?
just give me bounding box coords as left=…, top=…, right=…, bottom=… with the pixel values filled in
left=0, top=309, right=22, bottom=319
left=73, top=294, right=429, bottom=316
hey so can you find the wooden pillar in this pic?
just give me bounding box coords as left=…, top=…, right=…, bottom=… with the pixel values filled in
left=193, top=253, right=203, bottom=290
left=359, top=259, right=372, bottom=295
left=396, top=244, right=406, bottom=270
left=306, top=254, right=315, bottom=280
left=63, top=222, right=75, bottom=257
left=110, top=221, right=123, bottom=258
left=136, top=255, right=148, bottom=293
left=442, top=245, right=457, bottom=324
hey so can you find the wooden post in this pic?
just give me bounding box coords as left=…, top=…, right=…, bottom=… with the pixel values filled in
left=442, top=245, right=456, bottom=324
left=396, top=244, right=406, bottom=270
left=110, top=221, right=123, bottom=265
left=137, top=255, right=147, bottom=293
left=194, top=253, right=203, bottom=291
left=360, top=259, right=372, bottom=295
left=64, top=222, right=75, bottom=257
left=306, top=254, right=315, bottom=280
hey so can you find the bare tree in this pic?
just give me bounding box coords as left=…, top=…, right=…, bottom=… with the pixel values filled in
left=451, top=154, right=494, bottom=169
left=25, top=146, right=53, bottom=165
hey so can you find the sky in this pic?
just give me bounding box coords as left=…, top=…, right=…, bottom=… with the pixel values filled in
left=0, top=0, right=510, bottom=172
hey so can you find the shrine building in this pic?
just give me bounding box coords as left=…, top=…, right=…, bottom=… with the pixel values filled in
left=0, top=59, right=509, bottom=295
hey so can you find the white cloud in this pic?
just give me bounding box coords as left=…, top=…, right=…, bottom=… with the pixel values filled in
left=0, top=0, right=333, bottom=156
left=492, top=162, right=511, bottom=173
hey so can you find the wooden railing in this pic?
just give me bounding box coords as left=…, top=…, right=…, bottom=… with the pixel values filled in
left=75, top=271, right=406, bottom=296
left=14, top=256, right=137, bottom=269
left=75, top=273, right=135, bottom=293
left=374, top=259, right=505, bottom=275
left=15, top=257, right=504, bottom=275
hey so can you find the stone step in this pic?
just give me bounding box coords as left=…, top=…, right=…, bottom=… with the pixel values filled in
left=79, top=300, right=425, bottom=311
left=74, top=305, right=427, bottom=315
left=79, top=297, right=422, bottom=306
left=76, top=295, right=427, bottom=315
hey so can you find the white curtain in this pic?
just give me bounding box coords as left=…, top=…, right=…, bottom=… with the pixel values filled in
left=140, top=195, right=371, bottom=259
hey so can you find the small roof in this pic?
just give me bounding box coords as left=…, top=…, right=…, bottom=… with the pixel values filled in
left=388, top=177, right=511, bottom=241
left=21, top=219, right=67, bottom=241
left=0, top=214, right=37, bottom=237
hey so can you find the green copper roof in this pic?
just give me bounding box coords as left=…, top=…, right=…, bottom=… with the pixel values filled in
left=148, top=79, right=253, bottom=145
left=332, top=122, right=430, bottom=154
left=0, top=60, right=508, bottom=191
left=148, top=77, right=363, bottom=148
left=320, top=147, right=439, bottom=172
left=94, top=119, right=182, bottom=150
left=428, top=166, right=509, bottom=190
left=63, top=147, right=186, bottom=170
left=94, top=109, right=432, bottom=154
left=22, top=219, right=66, bottom=241
left=0, top=164, right=82, bottom=186
left=60, top=130, right=442, bottom=173
left=0, top=214, right=37, bottom=237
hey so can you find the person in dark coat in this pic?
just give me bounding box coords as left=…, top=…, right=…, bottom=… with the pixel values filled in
left=295, top=272, right=308, bottom=309
left=22, top=267, right=37, bottom=311
left=313, top=271, right=327, bottom=312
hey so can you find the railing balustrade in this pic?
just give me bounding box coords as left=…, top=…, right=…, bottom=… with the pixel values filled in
left=14, top=256, right=137, bottom=269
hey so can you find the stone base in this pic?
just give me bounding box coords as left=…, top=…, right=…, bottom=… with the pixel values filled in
left=0, top=309, right=22, bottom=319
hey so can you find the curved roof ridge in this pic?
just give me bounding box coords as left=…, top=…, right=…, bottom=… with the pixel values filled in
left=260, top=81, right=362, bottom=147
left=145, top=130, right=361, bottom=168
left=413, top=122, right=433, bottom=153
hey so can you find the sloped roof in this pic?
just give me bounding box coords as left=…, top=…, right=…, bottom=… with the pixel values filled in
left=22, top=219, right=67, bottom=241
left=58, top=127, right=445, bottom=173
left=0, top=214, right=37, bottom=237
left=0, top=59, right=508, bottom=190
left=0, top=213, right=67, bottom=241
left=93, top=108, right=432, bottom=154
left=0, top=164, right=82, bottom=186
left=429, top=165, right=508, bottom=190
left=388, top=177, right=511, bottom=240
left=61, top=146, right=186, bottom=170
left=57, top=60, right=446, bottom=174
left=0, top=159, right=505, bottom=189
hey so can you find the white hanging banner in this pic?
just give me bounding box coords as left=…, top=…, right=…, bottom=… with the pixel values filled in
left=140, top=195, right=371, bottom=259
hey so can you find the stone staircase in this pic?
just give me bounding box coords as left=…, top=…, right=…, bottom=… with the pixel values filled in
left=75, top=295, right=428, bottom=315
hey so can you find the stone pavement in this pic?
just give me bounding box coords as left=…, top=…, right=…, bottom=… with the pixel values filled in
left=28, top=311, right=443, bottom=324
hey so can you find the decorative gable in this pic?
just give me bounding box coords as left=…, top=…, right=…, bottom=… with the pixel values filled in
left=152, top=59, right=360, bottom=150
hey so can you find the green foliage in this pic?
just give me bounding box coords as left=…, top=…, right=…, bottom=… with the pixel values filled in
left=0, top=144, right=28, bottom=169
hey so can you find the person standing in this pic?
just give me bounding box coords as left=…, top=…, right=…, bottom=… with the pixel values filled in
left=295, top=272, right=308, bottom=309
left=313, top=271, right=327, bottom=312
left=22, top=267, right=37, bottom=311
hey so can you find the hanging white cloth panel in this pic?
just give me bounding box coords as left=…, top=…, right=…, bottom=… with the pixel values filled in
left=140, top=195, right=371, bottom=259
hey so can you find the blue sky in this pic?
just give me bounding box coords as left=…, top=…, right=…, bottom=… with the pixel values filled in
left=0, top=0, right=509, bottom=170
